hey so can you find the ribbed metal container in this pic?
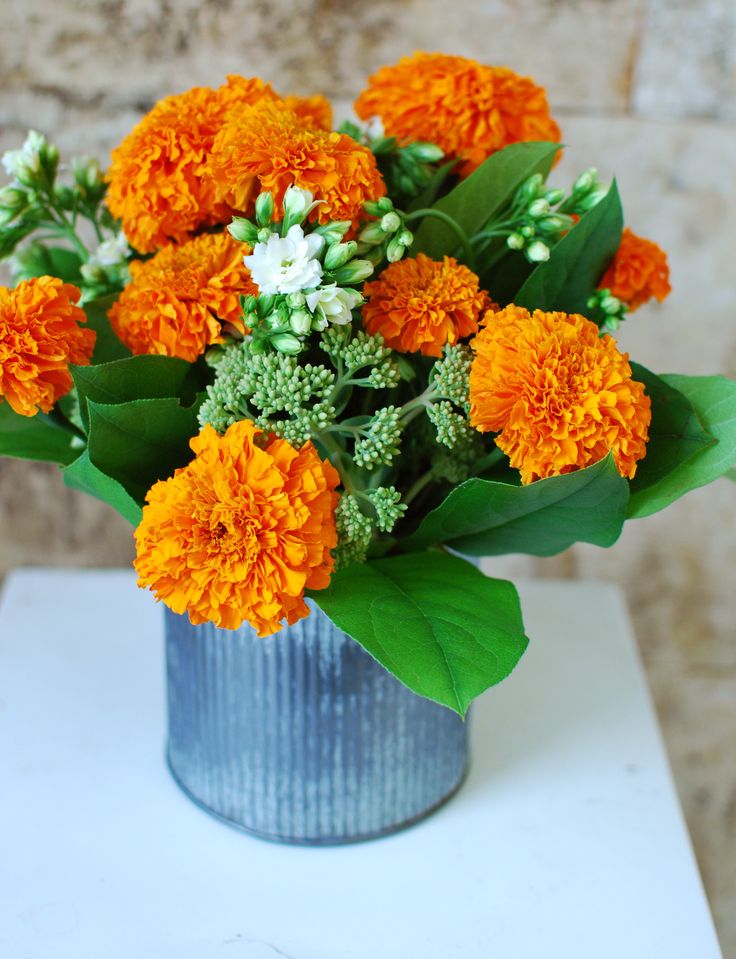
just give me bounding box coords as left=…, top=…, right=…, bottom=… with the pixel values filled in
left=165, top=602, right=470, bottom=844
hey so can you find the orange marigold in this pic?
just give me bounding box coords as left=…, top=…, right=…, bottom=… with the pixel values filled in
left=106, top=76, right=326, bottom=252
left=134, top=420, right=340, bottom=636
left=208, top=100, right=385, bottom=227
left=108, top=232, right=256, bottom=362
left=599, top=228, right=671, bottom=311
left=355, top=53, right=561, bottom=178
left=0, top=276, right=95, bottom=417
left=362, top=253, right=491, bottom=357
left=469, top=305, right=651, bottom=483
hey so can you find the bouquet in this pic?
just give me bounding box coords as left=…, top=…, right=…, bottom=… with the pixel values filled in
left=2, top=53, right=734, bottom=717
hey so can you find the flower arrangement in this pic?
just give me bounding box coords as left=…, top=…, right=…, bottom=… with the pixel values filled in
left=2, top=53, right=735, bottom=717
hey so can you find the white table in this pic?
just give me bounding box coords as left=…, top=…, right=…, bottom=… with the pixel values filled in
left=0, top=569, right=723, bottom=959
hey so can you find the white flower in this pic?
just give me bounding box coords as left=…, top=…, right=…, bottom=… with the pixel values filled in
left=282, top=185, right=315, bottom=222
left=2, top=130, right=46, bottom=181
left=306, top=284, right=363, bottom=327
left=244, top=224, right=324, bottom=295
left=91, top=232, right=130, bottom=267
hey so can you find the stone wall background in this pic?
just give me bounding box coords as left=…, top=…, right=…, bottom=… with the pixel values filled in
left=1, top=0, right=735, bottom=950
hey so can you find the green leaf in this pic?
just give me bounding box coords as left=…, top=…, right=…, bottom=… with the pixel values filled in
left=412, top=141, right=560, bottom=260
left=0, top=401, right=81, bottom=465
left=85, top=396, right=200, bottom=502
left=514, top=182, right=623, bottom=313
left=12, top=243, right=84, bottom=284
left=628, top=363, right=714, bottom=498
left=311, top=551, right=528, bottom=715
left=628, top=374, right=736, bottom=518
left=82, top=295, right=131, bottom=364
left=403, top=454, right=629, bottom=556
left=72, top=354, right=197, bottom=430
left=63, top=449, right=142, bottom=525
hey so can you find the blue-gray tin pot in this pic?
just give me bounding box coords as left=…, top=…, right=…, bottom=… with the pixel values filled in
left=165, top=602, right=470, bottom=845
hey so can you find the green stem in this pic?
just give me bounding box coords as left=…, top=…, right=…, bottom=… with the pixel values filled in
left=404, top=208, right=476, bottom=270
left=403, top=471, right=435, bottom=507
left=471, top=445, right=506, bottom=476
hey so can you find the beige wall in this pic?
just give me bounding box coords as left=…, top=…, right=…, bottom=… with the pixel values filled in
left=2, top=0, right=735, bottom=948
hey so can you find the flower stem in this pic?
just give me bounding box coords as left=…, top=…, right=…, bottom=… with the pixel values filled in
left=403, top=471, right=435, bottom=507
left=403, top=208, right=476, bottom=271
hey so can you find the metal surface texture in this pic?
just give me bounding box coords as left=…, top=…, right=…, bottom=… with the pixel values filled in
left=165, top=602, right=470, bottom=844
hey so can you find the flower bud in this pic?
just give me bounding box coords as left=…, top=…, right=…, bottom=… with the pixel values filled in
left=286, top=291, right=306, bottom=308
left=526, top=240, right=550, bottom=263
left=228, top=217, right=259, bottom=245
left=256, top=293, right=276, bottom=316
left=404, top=141, right=444, bottom=163
left=600, top=294, right=622, bottom=314
left=363, top=200, right=385, bottom=217
left=380, top=211, right=401, bottom=234
left=0, top=186, right=28, bottom=224
left=376, top=197, right=394, bottom=212
left=520, top=224, right=536, bottom=239
left=528, top=198, right=550, bottom=218
left=516, top=173, right=544, bottom=206
left=577, top=188, right=607, bottom=211
left=312, top=220, right=351, bottom=244
left=289, top=309, right=312, bottom=335
left=282, top=185, right=318, bottom=230
left=507, top=232, right=525, bottom=250
left=2, top=131, right=46, bottom=188
left=332, top=259, right=374, bottom=284
left=535, top=214, right=573, bottom=235
left=257, top=227, right=272, bottom=244
left=271, top=332, right=302, bottom=354
left=324, top=240, right=358, bottom=271
left=396, top=228, right=414, bottom=248
left=386, top=236, right=406, bottom=262
left=544, top=188, right=565, bottom=206
left=358, top=221, right=386, bottom=245
left=255, top=192, right=274, bottom=227
left=573, top=168, right=598, bottom=196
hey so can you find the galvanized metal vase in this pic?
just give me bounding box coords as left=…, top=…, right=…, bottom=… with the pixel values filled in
left=165, top=602, right=470, bottom=844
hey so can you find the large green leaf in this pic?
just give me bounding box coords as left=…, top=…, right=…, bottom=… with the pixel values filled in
left=403, top=454, right=629, bottom=556
left=412, top=141, right=560, bottom=260
left=12, top=243, right=84, bottom=285
left=514, top=182, right=623, bottom=314
left=72, top=354, right=196, bottom=430
left=85, top=396, right=200, bottom=502
left=0, top=401, right=81, bottom=465
left=63, top=449, right=142, bottom=525
left=311, top=551, right=528, bottom=715
left=82, top=295, right=131, bottom=364
left=628, top=363, right=714, bottom=498
left=628, top=374, right=736, bottom=518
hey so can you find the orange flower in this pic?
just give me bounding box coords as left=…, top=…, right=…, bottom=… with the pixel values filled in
left=599, top=228, right=671, bottom=311
left=134, top=420, right=340, bottom=636
left=355, top=53, right=561, bottom=177
left=106, top=76, right=331, bottom=252
left=108, top=233, right=256, bottom=362
left=208, top=100, right=385, bottom=227
left=0, top=276, right=95, bottom=417
left=362, top=254, right=491, bottom=357
left=283, top=94, right=333, bottom=131
left=469, top=305, right=651, bottom=483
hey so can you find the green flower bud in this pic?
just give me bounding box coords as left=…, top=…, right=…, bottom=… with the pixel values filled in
left=577, top=188, right=608, bottom=211
left=72, top=156, right=104, bottom=191
left=286, top=291, right=306, bottom=308
left=257, top=226, right=272, bottom=244
left=54, top=185, right=77, bottom=210
left=396, top=228, right=413, bottom=248
left=386, top=236, right=406, bottom=262
left=377, top=197, right=394, bottom=212
left=255, top=192, right=274, bottom=227
left=324, top=240, right=358, bottom=271
left=228, top=217, right=259, bottom=245
left=526, top=240, right=550, bottom=263
left=282, top=185, right=318, bottom=231
left=369, top=136, right=398, bottom=156
left=516, top=173, right=544, bottom=206
left=257, top=293, right=276, bottom=316
left=332, top=259, right=374, bottom=284
left=600, top=294, right=622, bottom=314
left=271, top=332, right=303, bottom=354
left=528, top=198, right=550, bottom=218
left=380, top=211, right=401, bottom=234
left=242, top=294, right=258, bottom=312
left=358, top=221, right=386, bottom=245
left=312, top=220, right=351, bottom=244
left=403, top=141, right=444, bottom=163
left=289, top=309, right=312, bottom=335
left=535, top=214, right=574, bottom=235
left=507, top=232, right=525, bottom=250
left=544, top=188, right=565, bottom=205
left=520, top=224, right=536, bottom=239
left=363, top=200, right=385, bottom=217
left=573, top=168, right=598, bottom=196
